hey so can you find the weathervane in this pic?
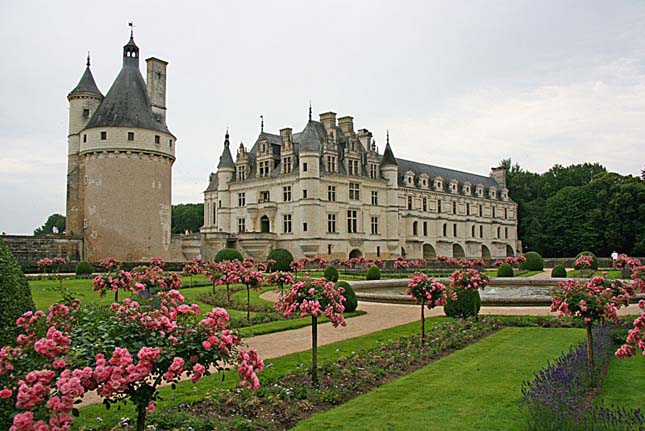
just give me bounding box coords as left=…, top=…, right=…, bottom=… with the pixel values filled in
left=128, top=22, right=135, bottom=38
left=86, top=51, right=91, bottom=67
left=308, top=100, right=312, bottom=122
left=260, top=115, right=264, bottom=132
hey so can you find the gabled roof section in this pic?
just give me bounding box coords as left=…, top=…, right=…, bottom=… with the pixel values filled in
left=394, top=158, right=499, bottom=190
left=68, top=65, right=103, bottom=98
left=204, top=173, right=218, bottom=192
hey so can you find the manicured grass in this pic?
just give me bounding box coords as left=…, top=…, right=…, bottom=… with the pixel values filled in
left=566, top=270, right=627, bottom=279
left=293, top=327, right=585, bottom=431
left=515, top=270, right=543, bottom=277
left=73, top=317, right=450, bottom=429
left=596, top=355, right=644, bottom=411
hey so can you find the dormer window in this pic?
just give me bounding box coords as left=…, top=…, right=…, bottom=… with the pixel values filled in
left=489, top=188, right=497, bottom=199
left=327, top=156, right=336, bottom=173
left=476, top=186, right=484, bottom=197
left=434, top=177, right=444, bottom=191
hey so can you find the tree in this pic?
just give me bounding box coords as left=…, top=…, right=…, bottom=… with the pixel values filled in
left=171, top=203, right=203, bottom=234
left=406, top=272, right=447, bottom=344
left=33, top=214, right=65, bottom=236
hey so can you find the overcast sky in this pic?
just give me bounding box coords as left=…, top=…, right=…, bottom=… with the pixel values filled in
left=1, top=0, right=644, bottom=234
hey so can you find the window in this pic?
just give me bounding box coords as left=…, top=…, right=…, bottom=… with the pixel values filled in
left=504, top=208, right=508, bottom=219
left=283, top=157, right=292, bottom=173
left=83, top=134, right=87, bottom=143
left=412, top=221, right=418, bottom=236
left=327, top=156, right=336, bottom=173
left=283, top=186, right=292, bottom=202
left=283, top=214, right=292, bottom=233
left=480, top=225, right=483, bottom=238
left=327, top=214, right=336, bottom=233
left=348, top=159, right=360, bottom=175
left=237, top=166, right=246, bottom=181
left=505, top=227, right=509, bottom=239
left=259, top=190, right=270, bottom=202
left=238, top=218, right=245, bottom=233
left=328, top=244, right=333, bottom=254
left=423, top=221, right=428, bottom=236
left=471, top=225, right=476, bottom=237
left=422, top=198, right=427, bottom=212
left=100, top=131, right=107, bottom=140
left=328, top=186, right=336, bottom=202
left=128, top=132, right=134, bottom=141
left=302, top=162, right=308, bottom=172
left=479, top=205, right=483, bottom=217
left=347, top=210, right=358, bottom=233
left=492, top=207, right=496, bottom=218
left=369, top=163, right=378, bottom=179
left=218, top=200, right=222, bottom=208
left=303, top=222, right=308, bottom=232
left=496, top=226, right=501, bottom=238
left=259, top=161, right=270, bottom=177
left=371, top=217, right=379, bottom=235
left=452, top=202, right=457, bottom=214
left=377, top=246, right=381, bottom=257
left=83, top=109, right=89, bottom=117
left=371, top=191, right=378, bottom=206
left=237, top=192, right=245, bottom=207
left=302, top=189, right=308, bottom=199
left=453, top=224, right=457, bottom=237
left=407, top=196, right=413, bottom=210
left=169, top=139, right=173, bottom=147
left=466, top=203, right=470, bottom=215
left=442, top=223, right=447, bottom=236
left=154, top=135, right=160, bottom=144
left=438, top=200, right=442, bottom=213
left=349, top=183, right=360, bottom=200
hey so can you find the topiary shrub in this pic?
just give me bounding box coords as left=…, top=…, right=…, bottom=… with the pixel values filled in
left=551, top=264, right=567, bottom=278
left=324, top=265, right=339, bottom=282
left=336, top=281, right=358, bottom=312
left=496, top=263, right=514, bottom=277
left=574, top=251, right=598, bottom=270
left=520, top=251, right=544, bottom=271
left=267, top=248, right=294, bottom=272
left=75, top=261, right=94, bottom=277
left=444, top=287, right=481, bottom=318
left=214, top=247, right=243, bottom=263
left=0, top=239, right=34, bottom=430
left=366, top=265, right=381, bottom=280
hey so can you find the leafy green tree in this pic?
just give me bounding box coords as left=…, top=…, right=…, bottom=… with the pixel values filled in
left=33, top=213, right=65, bottom=235
left=171, top=203, right=204, bottom=234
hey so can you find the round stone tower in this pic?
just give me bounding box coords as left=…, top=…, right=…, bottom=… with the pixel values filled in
left=67, top=32, right=176, bottom=261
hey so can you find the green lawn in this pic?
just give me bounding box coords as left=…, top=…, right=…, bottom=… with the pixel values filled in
left=293, top=327, right=585, bottom=431
left=596, top=354, right=644, bottom=411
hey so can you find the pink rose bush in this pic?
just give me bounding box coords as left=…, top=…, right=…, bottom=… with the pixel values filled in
left=0, top=284, right=263, bottom=431
left=182, top=257, right=203, bottom=288
left=265, top=271, right=295, bottom=296
left=275, top=277, right=346, bottom=382
left=407, top=272, right=449, bottom=344
left=92, top=269, right=134, bottom=302
left=615, top=300, right=645, bottom=359
left=447, top=269, right=491, bottom=319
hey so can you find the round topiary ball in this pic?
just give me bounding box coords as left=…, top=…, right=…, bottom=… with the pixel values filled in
left=267, top=248, right=294, bottom=272
left=366, top=265, right=381, bottom=280
left=336, top=281, right=358, bottom=312
left=496, top=263, right=514, bottom=277
left=214, top=248, right=243, bottom=263
left=574, top=251, right=598, bottom=270
left=520, top=251, right=544, bottom=271
left=551, top=264, right=567, bottom=278
left=75, top=261, right=94, bottom=277
left=444, top=287, right=481, bottom=318
left=324, top=265, right=339, bottom=282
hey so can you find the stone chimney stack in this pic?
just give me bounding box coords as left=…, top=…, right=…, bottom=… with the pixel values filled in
left=338, top=116, right=354, bottom=136
left=280, top=127, right=292, bottom=141
left=319, top=112, right=337, bottom=136
left=146, top=57, right=168, bottom=124
left=490, top=166, right=507, bottom=188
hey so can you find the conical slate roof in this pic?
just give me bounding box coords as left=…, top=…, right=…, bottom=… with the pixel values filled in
left=380, top=142, right=398, bottom=166
left=68, top=66, right=103, bottom=98
left=217, top=132, right=235, bottom=168
left=297, top=120, right=326, bottom=152
left=85, top=42, right=171, bottom=135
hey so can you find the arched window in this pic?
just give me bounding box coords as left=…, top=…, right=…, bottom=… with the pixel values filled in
left=496, top=226, right=501, bottom=238
left=442, top=223, right=447, bottom=236
left=413, top=221, right=418, bottom=236
left=471, top=225, right=475, bottom=237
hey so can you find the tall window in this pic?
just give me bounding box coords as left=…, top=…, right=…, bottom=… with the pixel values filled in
left=505, top=227, right=509, bottom=239
left=259, top=160, right=270, bottom=177
left=422, top=198, right=427, bottom=212
left=504, top=208, right=508, bottom=219
left=347, top=210, right=358, bottom=233
left=302, top=189, right=308, bottom=199
left=492, top=207, right=496, bottom=218
left=237, top=166, right=246, bottom=181
left=238, top=192, right=245, bottom=207
left=328, top=186, right=336, bottom=202
left=349, top=183, right=360, bottom=200
left=371, top=217, right=379, bottom=235
left=349, top=159, right=360, bottom=175
left=369, top=163, right=378, bottom=179
left=471, top=225, right=475, bottom=237
left=413, top=221, right=418, bottom=236
left=327, top=156, right=336, bottom=172
left=479, top=205, right=483, bottom=217
left=283, top=186, right=292, bottom=201
left=438, top=200, right=442, bottom=213
left=371, top=191, right=378, bottom=206
left=442, top=223, right=447, bottom=236
left=283, top=214, right=292, bottom=233
left=423, top=221, right=428, bottom=236
left=480, top=225, right=483, bottom=238
left=407, top=196, right=413, bottom=210
left=466, top=203, right=470, bottom=215
left=496, top=226, right=501, bottom=238
left=259, top=190, right=270, bottom=202
left=283, top=157, right=292, bottom=173
left=302, top=162, right=308, bottom=172
left=452, top=201, right=457, bottom=214
left=327, top=214, right=336, bottom=233
left=453, top=223, right=457, bottom=237
left=238, top=218, right=245, bottom=233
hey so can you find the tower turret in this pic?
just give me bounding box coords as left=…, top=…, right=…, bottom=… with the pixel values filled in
left=216, top=131, right=235, bottom=234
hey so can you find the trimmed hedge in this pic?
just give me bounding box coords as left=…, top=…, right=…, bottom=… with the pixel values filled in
left=574, top=251, right=599, bottom=270
left=324, top=265, right=339, bottom=282
left=336, top=281, right=358, bottom=312
left=496, top=263, right=514, bottom=277
left=75, top=261, right=94, bottom=276
left=365, top=265, right=381, bottom=280
left=214, top=248, right=243, bottom=263
left=551, top=264, right=567, bottom=278
left=267, top=248, right=294, bottom=272
left=444, top=287, right=481, bottom=318
left=520, top=251, right=544, bottom=271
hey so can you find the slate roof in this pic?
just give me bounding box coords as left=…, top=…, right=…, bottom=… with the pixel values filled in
left=380, top=142, right=397, bottom=166
left=68, top=66, right=103, bottom=98
left=205, top=173, right=218, bottom=192
left=394, top=157, right=499, bottom=189
left=297, top=121, right=327, bottom=151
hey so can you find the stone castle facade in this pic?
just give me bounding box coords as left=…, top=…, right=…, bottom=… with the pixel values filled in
left=201, top=110, right=520, bottom=261
left=65, top=33, right=176, bottom=261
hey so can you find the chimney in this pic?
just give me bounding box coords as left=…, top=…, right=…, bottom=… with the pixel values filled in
left=319, top=112, right=337, bottom=135
left=357, top=128, right=372, bottom=151
left=146, top=57, right=168, bottom=125
left=338, top=116, right=354, bottom=135
left=490, top=166, right=507, bottom=188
